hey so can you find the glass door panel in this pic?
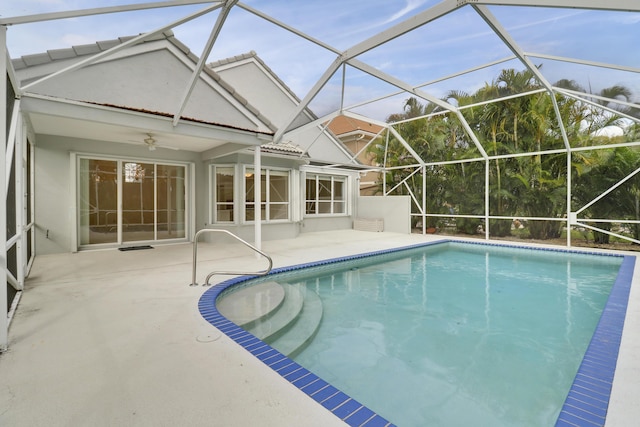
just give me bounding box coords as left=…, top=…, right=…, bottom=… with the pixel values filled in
left=79, top=158, right=188, bottom=247
left=122, top=162, right=155, bottom=242
left=157, top=164, right=186, bottom=239
left=79, top=159, right=118, bottom=245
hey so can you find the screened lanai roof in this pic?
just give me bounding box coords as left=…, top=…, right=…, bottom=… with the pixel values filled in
left=2, top=0, right=639, bottom=151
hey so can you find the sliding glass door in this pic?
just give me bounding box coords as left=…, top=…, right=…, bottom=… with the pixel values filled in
left=78, top=157, right=186, bottom=247
left=79, top=159, right=118, bottom=245
left=156, top=164, right=186, bottom=240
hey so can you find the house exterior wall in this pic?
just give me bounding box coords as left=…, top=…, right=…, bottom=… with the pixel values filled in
left=20, top=37, right=404, bottom=257
left=34, top=132, right=369, bottom=256
left=298, top=165, right=360, bottom=234
left=299, top=216, right=354, bottom=233
left=34, top=134, right=201, bottom=255
left=356, top=196, right=411, bottom=234
left=202, top=154, right=361, bottom=244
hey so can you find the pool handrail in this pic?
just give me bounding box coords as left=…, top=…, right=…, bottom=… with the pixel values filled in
left=189, top=229, right=273, bottom=286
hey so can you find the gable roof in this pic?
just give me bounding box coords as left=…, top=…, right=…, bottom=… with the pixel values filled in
left=209, top=50, right=317, bottom=130
left=12, top=30, right=277, bottom=135
left=210, top=52, right=360, bottom=165
left=209, top=51, right=303, bottom=111
left=11, top=30, right=362, bottom=163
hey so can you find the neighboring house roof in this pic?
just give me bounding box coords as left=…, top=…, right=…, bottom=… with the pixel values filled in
left=328, top=115, right=385, bottom=138
left=326, top=115, right=384, bottom=170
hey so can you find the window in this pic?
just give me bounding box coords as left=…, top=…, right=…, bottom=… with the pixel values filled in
left=214, top=167, right=235, bottom=222
left=305, top=174, right=346, bottom=215
left=245, top=168, right=290, bottom=222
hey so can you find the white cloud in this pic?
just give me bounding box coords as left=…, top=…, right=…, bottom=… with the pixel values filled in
left=385, top=0, right=431, bottom=25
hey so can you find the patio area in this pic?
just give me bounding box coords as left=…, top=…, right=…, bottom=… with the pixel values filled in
left=1, top=230, right=639, bottom=426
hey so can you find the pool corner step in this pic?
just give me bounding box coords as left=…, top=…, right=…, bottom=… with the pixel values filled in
left=266, top=286, right=323, bottom=357
left=216, top=281, right=324, bottom=358
left=216, top=281, right=285, bottom=327
left=245, top=283, right=305, bottom=341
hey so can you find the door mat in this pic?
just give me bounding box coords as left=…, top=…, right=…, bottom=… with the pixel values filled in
left=118, top=245, right=154, bottom=251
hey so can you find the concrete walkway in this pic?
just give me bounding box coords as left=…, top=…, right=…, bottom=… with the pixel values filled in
left=0, top=230, right=638, bottom=426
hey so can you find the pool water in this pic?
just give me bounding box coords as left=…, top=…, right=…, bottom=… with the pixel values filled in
left=261, top=242, right=622, bottom=426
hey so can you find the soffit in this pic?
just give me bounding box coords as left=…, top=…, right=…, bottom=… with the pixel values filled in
left=22, top=96, right=270, bottom=152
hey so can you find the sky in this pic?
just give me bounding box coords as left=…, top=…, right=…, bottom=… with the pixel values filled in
left=2, top=0, right=639, bottom=121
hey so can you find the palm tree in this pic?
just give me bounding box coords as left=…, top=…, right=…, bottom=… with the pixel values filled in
left=373, top=69, right=636, bottom=243
left=572, top=147, right=640, bottom=244
left=555, top=79, right=632, bottom=136
left=496, top=68, right=541, bottom=152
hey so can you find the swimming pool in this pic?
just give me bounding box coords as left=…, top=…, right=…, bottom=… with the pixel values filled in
left=199, top=240, right=634, bottom=426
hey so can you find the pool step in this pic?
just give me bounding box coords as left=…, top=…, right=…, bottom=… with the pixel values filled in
left=217, top=281, right=323, bottom=357
left=246, top=284, right=304, bottom=341
left=216, top=281, right=285, bottom=327
left=265, top=285, right=323, bottom=357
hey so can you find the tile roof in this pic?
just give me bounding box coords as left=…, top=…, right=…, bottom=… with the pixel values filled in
left=260, top=141, right=306, bottom=156
left=11, top=31, right=277, bottom=133
left=327, top=115, right=384, bottom=137
left=12, top=32, right=166, bottom=70
left=87, top=101, right=274, bottom=135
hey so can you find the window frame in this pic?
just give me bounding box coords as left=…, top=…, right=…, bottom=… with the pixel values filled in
left=75, top=153, right=190, bottom=248
left=211, top=165, right=236, bottom=224
left=304, top=173, right=348, bottom=217
left=243, top=166, right=291, bottom=223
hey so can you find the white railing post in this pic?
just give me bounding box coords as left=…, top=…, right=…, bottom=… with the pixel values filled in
left=189, top=229, right=272, bottom=287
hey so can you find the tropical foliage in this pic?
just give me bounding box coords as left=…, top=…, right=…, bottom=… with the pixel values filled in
left=370, top=67, right=640, bottom=243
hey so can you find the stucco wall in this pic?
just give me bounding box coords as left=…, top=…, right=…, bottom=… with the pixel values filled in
left=33, top=135, right=359, bottom=255
left=34, top=135, right=202, bottom=255
left=299, top=217, right=353, bottom=233
left=215, top=59, right=354, bottom=165
left=356, top=196, right=411, bottom=234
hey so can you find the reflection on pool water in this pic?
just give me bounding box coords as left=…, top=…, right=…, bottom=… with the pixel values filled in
left=210, top=242, right=626, bottom=426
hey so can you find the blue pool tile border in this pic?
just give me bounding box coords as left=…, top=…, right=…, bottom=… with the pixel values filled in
left=198, top=239, right=633, bottom=427
left=555, top=254, right=635, bottom=427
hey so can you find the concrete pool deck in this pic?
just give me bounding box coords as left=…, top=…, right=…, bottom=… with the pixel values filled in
left=1, top=230, right=639, bottom=426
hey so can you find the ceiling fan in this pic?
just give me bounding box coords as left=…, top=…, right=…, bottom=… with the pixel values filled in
left=143, top=133, right=158, bottom=151
left=131, top=133, right=179, bottom=151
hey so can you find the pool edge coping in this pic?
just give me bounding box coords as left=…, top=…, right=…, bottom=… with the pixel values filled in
left=198, top=239, right=632, bottom=427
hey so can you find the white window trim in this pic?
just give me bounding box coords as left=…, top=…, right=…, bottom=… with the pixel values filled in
left=304, top=172, right=349, bottom=217
left=210, top=164, right=238, bottom=224
left=73, top=152, right=193, bottom=250
left=242, top=165, right=292, bottom=224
